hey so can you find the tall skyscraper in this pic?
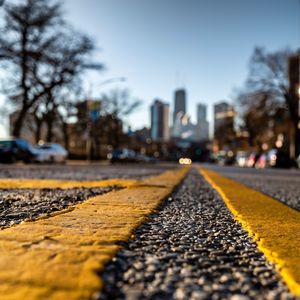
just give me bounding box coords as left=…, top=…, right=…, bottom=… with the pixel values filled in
left=196, top=103, right=209, bottom=141
left=173, top=89, right=186, bottom=124
left=150, top=99, right=170, bottom=142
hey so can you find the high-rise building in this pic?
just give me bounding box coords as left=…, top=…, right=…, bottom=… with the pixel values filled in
left=196, top=103, right=209, bottom=141
left=214, top=102, right=235, bottom=149
left=197, top=104, right=207, bottom=123
left=150, top=99, right=170, bottom=142
left=173, top=89, right=186, bottom=124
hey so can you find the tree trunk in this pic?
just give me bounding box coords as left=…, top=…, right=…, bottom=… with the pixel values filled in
left=46, top=120, right=53, bottom=142
left=62, top=122, right=69, bottom=151
left=114, top=120, right=119, bottom=148
left=295, top=121, right=300, bottom=157
left=45, top=113, right=54, bottom=142
left=33, top=115, right=43, bottom=143
left=12, top=107, right=28, bottom=137
left=35, top=122, right=42, bottom=143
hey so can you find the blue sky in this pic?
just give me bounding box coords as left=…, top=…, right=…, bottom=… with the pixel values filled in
left=0, top=0, right=299, bottom=136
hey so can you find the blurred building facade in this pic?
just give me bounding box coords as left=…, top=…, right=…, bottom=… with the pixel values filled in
left=150, top=99, right=170, bottom=142
left=133, top=127, right=151, bottom=143
left=214, top=102, right=236, bottom=150
left=172, top=112, right=197, bottom=141
left=173, top=89, right=186, bottom=124
left=196, top=103, right=209, bottom=141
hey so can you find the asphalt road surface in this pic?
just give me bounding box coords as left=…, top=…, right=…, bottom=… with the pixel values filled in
left=203, top=164, right=300, bottom=211
left=0, top=162, right=299, bottom=300
left=0, top=162, right=176, bottom=180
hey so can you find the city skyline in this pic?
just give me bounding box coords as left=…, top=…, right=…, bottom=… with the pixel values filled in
left=0, top=0, right=299, bottom=137
left=150, top=88, right=210, bottom=142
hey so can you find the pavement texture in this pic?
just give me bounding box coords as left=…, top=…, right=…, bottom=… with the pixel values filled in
left=203, top=165, right=300, bottom=211
left=99, top=168, right=294, bottom=300
left=0, top=163, right=298, bottom=299
left=201, top=167, right=300, bottom=296
left=0, top=163, right=176, bottom=180
left=0, top=187, right=115, bottom=228
left=0, top=166, right=188, bottom=299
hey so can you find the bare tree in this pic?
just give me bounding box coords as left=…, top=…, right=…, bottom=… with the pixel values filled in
left=0, top=0, right=102, bottom=138
left=0, top=0, right=63, bottom=136
left=101, top=89, right=141, bottom=148
left=34, top=28, right=102, bottom=142
left=236, top=47, right=295, bottom=153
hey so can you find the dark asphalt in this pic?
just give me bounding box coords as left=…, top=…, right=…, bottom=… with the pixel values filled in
left=99, top=168, right=294, bottom=300
left=0, top=162, right=177, bottom=180
left=0, top=187, right=115, bottom=228
left=0, top=163, right=298, bottom=299
left=0, top=163, right=176, bottom=229
left=202, top=164, right=300, bottom=211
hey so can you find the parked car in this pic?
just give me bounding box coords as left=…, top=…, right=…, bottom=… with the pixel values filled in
left=34, top=143, right=68, bottom=163
left=0, top=138, right=37, bottom=163
left=217, top=151, right=235, bottom=166
left=246, top=152, right=260, bottom=168
left=108, top=148, right=137, bottom=163
left=255, top=153, right=268, bottom=169
left=235, top=151, right=248, bottom=167
left=179, top=157, right=192, bottom=165
left=267, top=149, right=293, bottom=168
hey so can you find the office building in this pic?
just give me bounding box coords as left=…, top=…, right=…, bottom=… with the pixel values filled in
left=196, top=103, right=209, bottom=141
left=214, top=102, right=235, bottom=149
left=150, top=99, right=170, bottom=142
left=173, top=89, right=186, bottom=124
left=172, top=111, right=198, bottom=141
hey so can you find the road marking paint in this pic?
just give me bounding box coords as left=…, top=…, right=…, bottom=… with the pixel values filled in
left=0, top=178, right=138, bottom=189
left=200, top=167, right=300, bottom=296
left=0, top=167, right=189, bottom=300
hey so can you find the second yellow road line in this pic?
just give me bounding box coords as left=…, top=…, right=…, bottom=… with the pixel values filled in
left=199, top=167, right=300, bottom=296
left=0, top=178, right=138, bottom=189
left=0, top=167, right=189, bottom=300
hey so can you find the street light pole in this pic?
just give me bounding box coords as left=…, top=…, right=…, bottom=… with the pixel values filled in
left=86, top=77, right=127, bottom=161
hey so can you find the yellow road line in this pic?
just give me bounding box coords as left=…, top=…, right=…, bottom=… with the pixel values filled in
left=0, top=167, right=189, bottom=300
left=0, top=178, right=138, bottom=189
left=199, top=167, right=300, bottom=296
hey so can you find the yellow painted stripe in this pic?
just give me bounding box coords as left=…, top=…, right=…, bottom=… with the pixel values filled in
left=0, top=167, right=189, bottom=300
left=0, top=178, right=138, bottom=189
left=199, top=167, right=300, bottom=296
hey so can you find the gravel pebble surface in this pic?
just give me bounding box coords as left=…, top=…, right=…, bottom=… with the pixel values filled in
left=98, top=168, right=295, bottom=300
left=0, top=187, right=115, bottom=228
left=203, top=165, right=300, bottom=211
left=0, top=164, right=176, bottom=180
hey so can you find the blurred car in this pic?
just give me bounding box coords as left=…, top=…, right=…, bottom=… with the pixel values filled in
left=179, top=157, right=192, bottom=165
left=0, top=138, right=37, bottom=163
left=246, top=152, right=260, bottom=168
left=255, top=153, right=267, bottom=169
left=108, top=148, right=137, bottom=163
left=267, top=149, right=293, bottom=168
left=235, top=151, right=248, bottom=167
left=34, top=143, right=68, bottom=163
left=217, top=151, right=235, bottom=166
